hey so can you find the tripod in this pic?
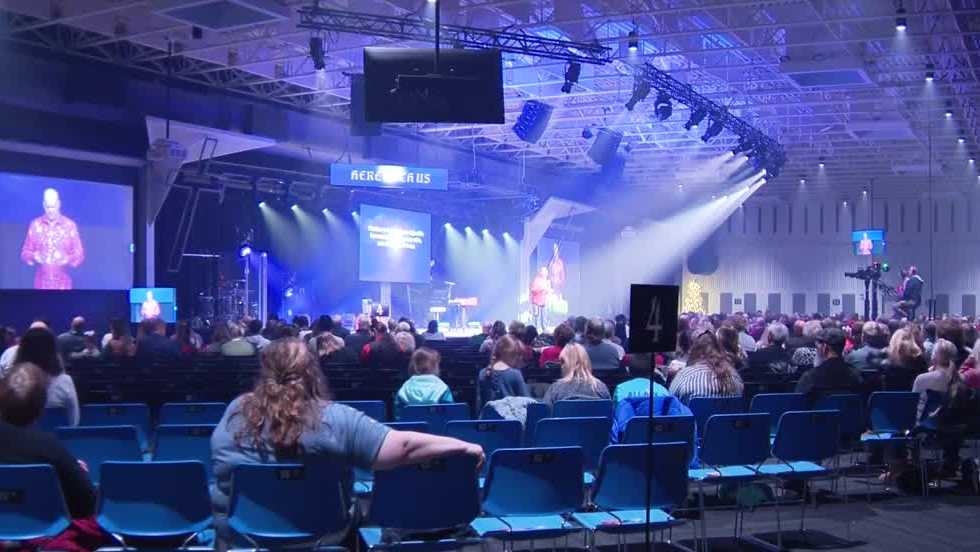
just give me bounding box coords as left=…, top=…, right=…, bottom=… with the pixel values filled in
left=861, top=278, right=880, bottom=320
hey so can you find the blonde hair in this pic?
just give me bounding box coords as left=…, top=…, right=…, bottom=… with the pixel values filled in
left=558, top=343, right=601, bottom=391
left=393, top=331, right=416, bottom=354
left=887, top=328, right=922, bottom=365
left=409, top=347, right=441, bottom=376
left=931, top=338, right=958, bottom=371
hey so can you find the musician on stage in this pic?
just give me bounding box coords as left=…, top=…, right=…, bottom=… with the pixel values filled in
left=893, top=265, right=924, bottom=319
left=547, top=242, right=566, bottom=300
left=530, top=266, right=551, bottom=329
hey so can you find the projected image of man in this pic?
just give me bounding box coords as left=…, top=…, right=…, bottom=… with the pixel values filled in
left=548, top=242, right=566, bottom=300
left=140, top=290, right=161, bottom=321
left=20, top=188, right=84, bottom=290
left=530, top=266, right=551, bottom=328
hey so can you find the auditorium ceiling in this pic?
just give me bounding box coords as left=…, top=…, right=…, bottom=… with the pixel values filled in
left=3, top=1, right=980, bottom=196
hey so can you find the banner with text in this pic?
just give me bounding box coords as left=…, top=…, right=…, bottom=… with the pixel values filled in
left=330, top=163, right=448, bottom=191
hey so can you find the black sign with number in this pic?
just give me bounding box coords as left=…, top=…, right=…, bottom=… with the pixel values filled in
left=628, top=284, right=680, bottom=354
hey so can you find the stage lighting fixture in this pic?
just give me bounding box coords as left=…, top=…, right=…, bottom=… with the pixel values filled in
left=351, top=211, right=357, bottom=216
left=732, top=135, right=757, bottom=156
left=700, top=117, right=724, bottom=142
left=653, top=91, right=672, bottom=121
left=238, top=242, right=253, bottom=258
left=627, top=30, right=639, bottom=52
left=482, top=228, right=489, bottom=234
left=624, top=142, right=633, bottom=153
left=970, top=157, right=975, bottom=163
left=959, top=136, right=966, bottom=144
left=818, top=157, right=825, bottom=168
left=684, top=107, right=707, bottom=130
left=799, top=178, right=806, bottom=185
left=513, top=100, right=553, bottom=144
left=322, top=208, right=329, bottom=214
left=291, top=204, right=299, bottom=210
left=284, top=287, right=295, bottom=298
left=561, top=61, right=581, bottom=94
left=925, top=63, right=935, bottom=82
left=625, top=76, right=651, bottom=111
left=444, top=222, right=451, bottom=228
left=309, top=36, right=326, bottom=71
left=945, top=105, right=953, bottom=118
left=503, top=231, right=511, bottom=238
left=258, top=201, right=267, bottom=208
left=464, top=226, right=472, bottom=232
left=582, top=127, right=593, bottom=139
left=895, top=7, right=907, bottom=31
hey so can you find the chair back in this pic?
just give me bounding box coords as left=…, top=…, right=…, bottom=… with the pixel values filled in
left=0, top=465, right=71, bottom=541
left=80, top=403, right=151, bottom=446
left=385, top=421, right=429, bottom=432
left=98, top=461, right=212, bottom=539
left=369, top=454, right=480, bottom=529
left=445, top=420, right=522, bottom=475
left=34, top=408, right=70, bottom=434
left=553, top=399, right=614, bottom=420
left=622, top=415, right=696, bottom=463
left=867, top=391, right=919, bottom=434
left=228, top=462, right=351, bottom=544
left=813, top=394, right=864, bottom=444
left=399, top=403, right=470, bottom=434
left=772, top=410, right=840, bottom=463
left=337, top=400, right=387, bottom=422
left=478, top=404, right=504, bottom=420
left=533, top=416, right=609, bottom=471
left=153, top=424, right=217, bottom=479
left=523, top=402, right=549, bottom=445
left=482, top=447, right=584, bottom=516
left=56, top=425, right=142, bottom=485
left=591, top=443, right=688, bottom=511
left=689, top=396, right=743, bottom=436
left=749, top=393, right=807, bottom=434
left=159, top=402, right=226, bottom=425
left=700, top=413, right=770, bottom=467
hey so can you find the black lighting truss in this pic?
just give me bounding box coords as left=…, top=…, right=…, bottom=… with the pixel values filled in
left=637, top=62, right=786, bottom=175
left=297, top=5, right=613, bottom=65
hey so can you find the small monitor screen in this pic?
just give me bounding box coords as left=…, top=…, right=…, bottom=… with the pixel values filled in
left=358, top=204, right=431, bottom=284
left=130, top=288, right=176, bottom=323
left=852, top=229, right=885, bottom=256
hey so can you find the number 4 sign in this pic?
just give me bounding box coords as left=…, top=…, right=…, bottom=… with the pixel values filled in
left=629, top=284, right=680, bottom=354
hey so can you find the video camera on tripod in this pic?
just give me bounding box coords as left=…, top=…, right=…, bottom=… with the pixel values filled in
left=844, top=261, right=890, bottom=282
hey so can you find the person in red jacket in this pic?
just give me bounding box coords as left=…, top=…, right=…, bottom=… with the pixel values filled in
left=530, top=266, right=551, bottom=329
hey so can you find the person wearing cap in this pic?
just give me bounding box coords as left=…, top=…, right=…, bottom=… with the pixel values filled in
left=795, top=327, right=862, bottom=398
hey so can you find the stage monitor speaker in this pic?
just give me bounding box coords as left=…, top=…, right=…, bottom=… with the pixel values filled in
left=350, top=73, right=382, bottom=137
left=588, top=128, right=623, bottom=165
left=513, top=100, right=553, bottom=144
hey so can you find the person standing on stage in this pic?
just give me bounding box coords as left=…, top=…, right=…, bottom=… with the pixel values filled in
left=893, top=265, right=924, bottom=319
left=140, top=290, right=161, bottom=321
left=857, top=232, right=873, bottom=256
left=530, top=266, right=551, bottom=329
left=547, top=242, right=566, bottom=300
left=20, top=188, right=85, bottom=290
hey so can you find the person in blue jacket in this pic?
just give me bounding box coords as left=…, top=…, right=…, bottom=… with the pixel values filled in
left=395, top=347, right=454, bottom=417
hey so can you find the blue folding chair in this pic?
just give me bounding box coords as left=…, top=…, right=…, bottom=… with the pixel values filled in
left=153, top=424, right=217, bottom=480
left=0, top=465, right=71, bottom=541
left=472, top=447, right=585, bottom=542
left=552, top=399, right=614, bottom=420
left=34, top=407, right=71, bottom=434
left=98, top=461, right=212, bottom=546
left=56, top=426, right=142, bottom=485
left=228, top=462, right=351, bottom=550
left=398, top=403, right=470, bottom=434
left=572, top=443, right=690, bottom=548
left=337, top=400, right=387, bottom=422
left=523, top=402, right=549, bottom=445
left=623, top=415, right=697, bottom=465
left=688, top=396, right=743, bottom=440
left=749, top=393, right=807, bottom=436
left=80, top=403, right=151, bottom=449
left=861, top=391, right=919, bottom=443
left=446, top=420, right=522, bottom=477
left=158, top=402, right=226, bottom=426
left=355, top=421, right=430, bottom=494
left=813, top=394, right=864, bottom=450
left=361, top=454, right=482, bottom=551
left=533, top=416, right=609, bottom=482
left=385, top=421, right=429, bottom=432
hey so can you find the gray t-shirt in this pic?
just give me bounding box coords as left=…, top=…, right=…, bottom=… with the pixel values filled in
left=585, top=341, right=622, bottom=371
left=210, top=398, right=390, bottom=515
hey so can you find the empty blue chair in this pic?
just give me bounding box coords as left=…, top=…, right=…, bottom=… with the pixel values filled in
left=159, top=402, right=226, bottom=426
left=446, top=420, right=522, bottom=476
left=80, top=403, right=151, bottom=448
left=0, top=465, right=70, bottom=541
left=523, top=402, right=549, bottom=445
left=228, top=462, right=351, bottom=549
left=361, top=454, right=482, bottom=550
left=398, top=403, right=470, bottom=434
left=552, top=399, right=614, bottom=419
left=623, top=415, right=697, bottom=465
left=813, top=394, right=864, bottom=448
left=572, top=443, right=689, bottom=545
left=154, top=424, right=217, bottom=480
left=689, top=396, right=743, bottom=438
left=98, top=461, right=212, bottom=545
left=337, top=400, right=387, bottom=422
left=749, top=393, right=806, bottom=435
left=861, top=391, right=919, bottom=443
left=34, top=407, right=71, bottom=434
left=533, top=416, right=609, bottom=476
left=56, top=426, right=142, bottom=485
left=472, top=447, right=585, bottom=542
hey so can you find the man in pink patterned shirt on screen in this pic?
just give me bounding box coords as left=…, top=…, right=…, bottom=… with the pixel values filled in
left=20, top=188, right=85, bottom=290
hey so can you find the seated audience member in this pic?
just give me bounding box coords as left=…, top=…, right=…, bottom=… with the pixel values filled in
left=0, top=363, right=99, bottom=548
left=395, top=348, right=454, bottom=416
left=314, top=332, right=357, bottom=364
left=542, top=343, right=611, bottom=407
left=478, top=334, right=530, bottom=408
left=361, top=324, right=405, bottom=370
left=15, top=327, right=79, bottom=426
left=669, top=327, right=744, bottom=403
left=912, top=338, right=973, bottom=475
left=173, top=320, right=199, bottom=354
left=614, top=314, right=629, bottom=349
left=791, top=320, right=823, bottom=371
left=0, top=326, right=15, bottom=353
left=584, top=318, right=622, bottom=372
left=573, top=316, right=589, bottom=343
left=422, top=320, right=446, bottom=341
left=243, top=319, right=271, bottom=351
left=666, top=319, right=693, bottom=378
left=936, top=319, right=970, bottom=367
left=345, top=315, right=373, bottom=353
left=72, top=334, right=101, bottom=360
left=602, top=320, right=626, bottom=358
left=795, top=328, right=862, bottom=398
left=613, top=360, right=663, bottom=402
left=0, top=320, right=49, bottom=375
left=210, top=339, right=483, bottom=548
left=716, top=325, right=745, bottom=372
left=913, top=339, right=961, bottom=420
left=470, top=322, right=491, bottom=348
left=846, top=321, right=888, bottom=371
left=331, top=315, right=350, bottom=339
left=397, top=319, right=424, bottom=349
left=786, top=319, right=809, bottom=352
left=745, top=322, right=793, bottom=379
left=610, top=381, right=693, bottom=450
left=135, top=318, right=181, bottom=359
left=394, top=331, right=417, bottom=356
left=922, top=320, right=938, bottom=360
left=732, top=314, right=757, bottom=354
left=308, top=316, right=343, bottom=356
left=56, top=316, right=88, bottom=359
left=880, top=328, right=928, bottom=391
left=294, top=315, right=313, bottom=341
left=539, top=323, right=574, bottom=368
left=959, top=338, right=980, bottom=390
left=221, top=323, right=257, bottom=357
left=203, top=322, right=231, bottom=354
left=479, top=320, right=507, bottom=355
left=103, top=318, right=135, bottom=357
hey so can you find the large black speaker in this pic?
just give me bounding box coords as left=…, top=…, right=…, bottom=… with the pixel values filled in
left=588, top=128, right=623, bottom=165
left=350, top=73, right=382, bottom=137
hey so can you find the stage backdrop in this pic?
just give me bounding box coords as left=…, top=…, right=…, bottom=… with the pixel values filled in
left=0, top=172, right=133, bottom=290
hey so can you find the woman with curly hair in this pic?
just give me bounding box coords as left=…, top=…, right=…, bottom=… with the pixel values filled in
left=668, top=326, right=744, bottom=404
